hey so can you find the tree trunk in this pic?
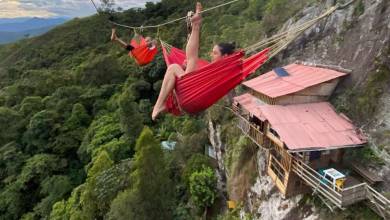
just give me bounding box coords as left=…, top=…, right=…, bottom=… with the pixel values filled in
left=202, top=207, right=207, bottom=220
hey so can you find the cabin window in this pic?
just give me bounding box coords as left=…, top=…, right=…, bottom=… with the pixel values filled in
left=257, top=119, right=265, bottom=132
left=295, top=152, right=310, bottom=164
left=249, top=115, right=255, bottom=123
left=269, top=127, right=280, bottom=138
left=233, top=103, right=241, bottom=114
left=309, top=151, right=321, bottom=161
left=249, top=116, right=265, bottom=132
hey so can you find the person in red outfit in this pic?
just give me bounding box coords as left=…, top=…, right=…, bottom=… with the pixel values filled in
left=152, top=2, right=235, bottom=120
left=111, top=28, right=156, bottom=52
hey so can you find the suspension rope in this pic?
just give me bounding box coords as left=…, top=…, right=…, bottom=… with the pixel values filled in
left=89, top=0, right=241, bottom=30
left=244, top=4, right=339, bottom=55
left=90, top=0, right=99, bottom=12
left=159, top=0, right=356, bottom=75
left=160, top=3, right=344, bottom=57
left=244, top=0, right=356, bottom=55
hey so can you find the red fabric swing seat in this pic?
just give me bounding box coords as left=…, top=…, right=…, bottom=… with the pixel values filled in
left=129, top=36, right=158, bottom=66
left=162, top=45, right=270, bottom=115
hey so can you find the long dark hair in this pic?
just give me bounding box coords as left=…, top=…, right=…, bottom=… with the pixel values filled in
left=217, top=42, right=236, bottom=56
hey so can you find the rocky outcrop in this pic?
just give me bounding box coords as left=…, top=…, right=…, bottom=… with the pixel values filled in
left=208, top=120, right=228, bottom=195
left=247, top=149, right=309, bottom=220
left=279, top=0, right=390, bottom=86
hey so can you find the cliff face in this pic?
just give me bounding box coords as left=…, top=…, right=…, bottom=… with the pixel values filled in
left=211, top=1, right=390, bottom=219
left=246, top=149, right=310, bottom=220
left=280, top=0, right=390, bottom=86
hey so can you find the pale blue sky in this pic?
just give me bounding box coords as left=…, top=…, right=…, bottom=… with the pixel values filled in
left=0, top=0, right=159, bottom=18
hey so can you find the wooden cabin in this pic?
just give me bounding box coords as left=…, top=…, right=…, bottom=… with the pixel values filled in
left=233, top=94, right=367, bottom=197
left=232, top=63, right=368, bottom=197
left=242, top=63, right=349, bottom=105
left=232, top=64, right=390, bottom=217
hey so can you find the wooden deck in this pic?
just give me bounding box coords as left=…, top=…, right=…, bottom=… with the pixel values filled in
left=292, top=157, right=390, bottom=217
left=343, top=175, right=361, bottom=188
left=349, top=161, right=383, bottom=185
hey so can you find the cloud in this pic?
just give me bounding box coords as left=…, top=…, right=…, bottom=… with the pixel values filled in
left=0, top=0, right=160, bottom=18
left=0, top=0, right=55, bottom=18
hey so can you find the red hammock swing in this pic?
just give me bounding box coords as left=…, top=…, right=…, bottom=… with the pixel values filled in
left=129, top=36, right=158, bottom=66
left=162, top=45, right=270, bottom=115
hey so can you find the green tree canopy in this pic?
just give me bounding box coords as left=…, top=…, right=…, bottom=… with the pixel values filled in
left=22, top=110, right=60, bottom=152
left=189, top=167, right=217, bottom=210
left=0, top=107, right=22, bottom=145
left=108, top=127, right=173, bottom=220
left=182, top=153, right=213, bottom=187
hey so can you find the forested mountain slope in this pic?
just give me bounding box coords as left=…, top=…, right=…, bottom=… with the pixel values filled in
left=0, top=0, right=388, bottom=219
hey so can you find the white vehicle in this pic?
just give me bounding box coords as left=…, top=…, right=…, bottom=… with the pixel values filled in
left=321, top=168, right=346, bottom=191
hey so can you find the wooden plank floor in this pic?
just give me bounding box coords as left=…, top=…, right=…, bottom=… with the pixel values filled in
left=350, top=162, right=383, bottom=185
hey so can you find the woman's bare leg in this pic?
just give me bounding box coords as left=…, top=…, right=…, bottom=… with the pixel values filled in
left=152, top=64, right=185, bottom=120
left=185, top=2, right=202, bottom=74
left=152, top=2, right=202, bottom=120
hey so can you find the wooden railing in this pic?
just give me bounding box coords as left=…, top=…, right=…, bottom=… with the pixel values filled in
left=341, top=183, right=367, bottom=206
left=236, top=114, right=264, bottom=148
left=271, top=144, right=293, bottom=172
left=249, top=126, right=264, bottom=145
left=237, top=115, right=250, bottom=133
left=365, top=185, right=390, bottom=219
left=291, top=159, right=344, bottom=207
left=269, top=155, right=288, bottom=183
left=232, top=104, right=240, bottom=113
left=292, top=158, right=390, bottom=219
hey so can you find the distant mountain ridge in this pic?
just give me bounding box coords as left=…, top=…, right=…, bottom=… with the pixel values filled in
left=0, top=26, right=57, bottom=44
left=0, top=18, right=30, bottom=24
left=0, top=17, right=67, bottom=32
left=0, top=17, right=68, bottom=44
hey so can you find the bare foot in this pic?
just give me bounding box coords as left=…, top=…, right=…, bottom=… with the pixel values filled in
left=191, top=2, right=202, bottom=25
left=152, top=105, right=166, bottom=121
left=111, top=28, right=117, bottom=41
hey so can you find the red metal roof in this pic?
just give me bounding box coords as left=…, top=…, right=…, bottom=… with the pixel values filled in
left=243, top=63, right=348, bottom=98
left=233, top=93, right=266, bottom=120
left=234, top=94, right=366, bottom=151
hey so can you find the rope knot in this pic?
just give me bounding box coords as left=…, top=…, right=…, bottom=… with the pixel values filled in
left=186, top=11, right=194, bottom=30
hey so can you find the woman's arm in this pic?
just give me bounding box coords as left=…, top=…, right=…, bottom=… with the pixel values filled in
left=185, top=2, right=202, bottom=74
